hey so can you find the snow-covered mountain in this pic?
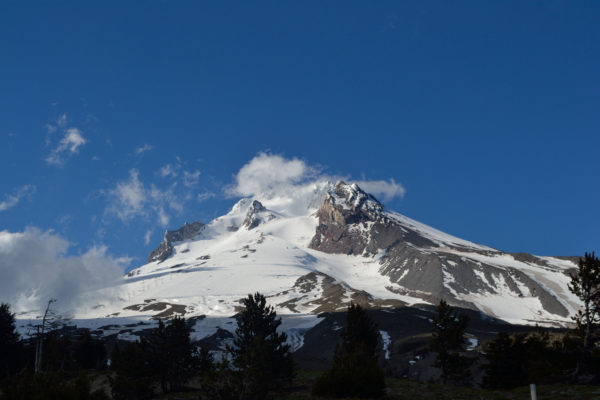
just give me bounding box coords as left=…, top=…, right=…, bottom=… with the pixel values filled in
left=16, top=181, right=581, bottom=351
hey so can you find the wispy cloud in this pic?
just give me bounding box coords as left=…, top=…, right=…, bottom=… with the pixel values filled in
left=45, top=127, right=87, bottom=166
left=135, top=144, right=154, bottom=154
left=57, top=113, right=68, bottom=127
left=197, top=191, right=216, bottom=202
left=183, top=170, right=201, bottom=187
left=105, top=169, right=186, bottom=227
left=106, top=169, right=146, bottom=221
left=159, top=163, right=179, bottom=178
left=354, top=179, right=405, bottom=202
left=0, top=185, right=37, bottom=212
left=45, top=113, right=68, bottom=136
left=144, top=229, right=153, bottom=245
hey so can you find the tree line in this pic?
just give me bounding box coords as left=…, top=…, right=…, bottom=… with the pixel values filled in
left=0, top=251, right=598, bottom=398
left=427, top=251, right=600, bottom=388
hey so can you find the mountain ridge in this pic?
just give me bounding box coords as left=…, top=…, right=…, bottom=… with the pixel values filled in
left=15, top=181, right=581, bottom=357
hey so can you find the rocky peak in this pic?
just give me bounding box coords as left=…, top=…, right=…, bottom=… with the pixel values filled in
left=242, top=200, right=276, bottom=230
left=148, top=221, right=205, bottom=263
left=309, top=182, right=389, bottom=256
left=318, top=181, right=384, bottom=226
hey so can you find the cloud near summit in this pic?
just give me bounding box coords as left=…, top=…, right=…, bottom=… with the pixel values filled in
left=228, top=153, right=317, bottom=197
left=228, top=152, right=405, bottom=203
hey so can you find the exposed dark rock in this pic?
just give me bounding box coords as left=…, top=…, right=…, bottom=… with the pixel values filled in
left=124, top=301, right=188, bottom=318
left=271, top=271, right=405, bottom=314
left=148, top=221, right=204, bottom=263
left=242, top=200, right=276, bottom=229
left=310, top=181, right=437, bottom=257
left=308, top=181, right=571, bottom=320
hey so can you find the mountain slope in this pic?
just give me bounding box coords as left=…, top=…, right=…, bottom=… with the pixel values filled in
left=16, top=181, right=580, bottom=350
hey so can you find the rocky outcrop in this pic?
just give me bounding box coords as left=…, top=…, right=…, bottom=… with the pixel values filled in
left=309, top=181, right=570, bottom=319
left=148, top=221, right=204, bottom=263
left=242, top=200, right=276, bottom=230
left=310, top=181, right=436, bottom=256
left=271, top=271, right=406, bottom=314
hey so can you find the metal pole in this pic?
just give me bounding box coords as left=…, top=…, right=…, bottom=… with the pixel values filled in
left=530, top=383, right=537, bottom=400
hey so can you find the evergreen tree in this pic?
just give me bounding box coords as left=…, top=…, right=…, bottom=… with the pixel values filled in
left=111, top=316, right=198, bottom=398
left=230, top=292, right=294, bottom=400
left=110, top=341, right=154, bottom=400
left=72, top=331, right=107, bottom=370
left=429, top=299, right=472, bottom=384
left=483, top=332, right=527, bottom=389
left=312, top=303, right=385, bottom=398
left=0, top=303, right=21, bottom=378
left=146, top=316, right=197, bottom=392
left=568, top=251, right=600, bottom=378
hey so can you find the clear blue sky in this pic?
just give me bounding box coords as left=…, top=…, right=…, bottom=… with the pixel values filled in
left=1, top=1, right=598, bottom=268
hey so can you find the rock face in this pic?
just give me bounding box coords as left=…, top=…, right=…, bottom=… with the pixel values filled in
left=242, top=200, right=277, bottom=230
left=309, top=181, right=570, bottom=318
left=148, top=221, right=205, bottom=263
left=310, top=182, right=437, bottom=256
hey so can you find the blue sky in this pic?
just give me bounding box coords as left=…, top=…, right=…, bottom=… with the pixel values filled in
left=1, top=1, right=598, bottom=270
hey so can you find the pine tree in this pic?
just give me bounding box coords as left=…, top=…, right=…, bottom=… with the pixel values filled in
left=483, top=332, right=527, bottom=389
left=430, top=299, right=472, bottom=384
left=0, top=303, right=21, bottom=378
left=568, top=251, right=600, bottom=378
left=111, top=340, right=154, bottom=400
left=312, top=303, right=385, bottom=398
left=230, top=292, right=294, bottom=400
left=160, top=316, right=197, bottom=392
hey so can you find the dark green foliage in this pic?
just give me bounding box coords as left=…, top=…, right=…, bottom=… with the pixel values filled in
left=568, top=252, right=600, bottom=379
left=72, top=331, right=107, bottom=370
left=483, top=332, right=527, bottom=389
left=146, top=317, right=197, bottom=392
left=110, top=340, right=154, bottom=400
left=39, top=329, right=107, bottom=374
left=312, top=303, right=385, bottom=398
left=199, top=356, right=239, bottom=400
left=111, top=316, right=200, bottom=399
left=429, top=300, right=472, bottom=384
left=229, top=292, right=294, bottom=400
left=1, top=372, right=109, bottom=400
left=0, top=303, right=21, bottom=378
left=482, top=329, right=590, bottom=389
left=200, top=292, right=293, bottom=400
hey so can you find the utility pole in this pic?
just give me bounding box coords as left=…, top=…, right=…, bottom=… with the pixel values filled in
left=530, top=383, right=537, bottom=400
left=34, top=299, right=56, bottom=374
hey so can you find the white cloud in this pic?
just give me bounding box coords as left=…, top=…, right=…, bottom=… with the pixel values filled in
left=46, top=124, right=57, bottom=134
left=135, top=144, right=154, bottom=154
left=354, top=179, right=405, bottom=202
left=228, top=152, right=405, bottom=215
left=144, top=229, right=153, bottom=245
left=105, top=169, right=186, bottom=227
left=57, top=113, right=68, bottom=127
left=183, top=170, right=201, bottom=187
left=197, top=192, right=216, bottom=202
left=45, top=128, right=87, bottom=166
left=159, top=163, right=179, bottom=178
left=229, top=152, right=315, bottom=197
left=0, top=185, right=36, bottom=212
left=0, top=228, right=127, bottom=314
left=107, top=169, right=146, bottom=221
